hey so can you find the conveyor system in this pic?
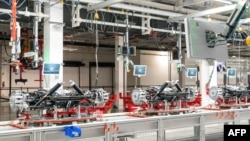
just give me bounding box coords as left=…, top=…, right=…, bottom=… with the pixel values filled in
left=4, top=81, right=250, bottom=141
left=1, top=108, right=250, bottom=141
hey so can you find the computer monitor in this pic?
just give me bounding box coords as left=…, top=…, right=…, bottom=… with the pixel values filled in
left=42, top=63, right=61, bottom=75
left=133, top=65, right=147, bottom=77
left=227, top=68, right=236, bottom=78
left=184, top=18, right=228, bottom=61
left=184, top=0, right=247, bottom=61
left=121, top=46, right=136, bottom=56
left=186, top=68, right=197, bottom=78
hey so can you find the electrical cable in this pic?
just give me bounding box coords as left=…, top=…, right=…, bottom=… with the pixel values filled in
left=85, top=11, right=95, bottom=33
left=34, top=0, right=59, bottom=8
left=234, top=32, right=243, bottom=83
left=112, top=13, right=118, bottom=32
left=206, top=65, right=215, bottom=89
left=0, top=0, right=11, bottom=6
left=127, top=11, right=133, bottom=30
left=64, top=0, right=79, bottom=7
left=166, top=23, right=177, bottom=41
left=0, top=12, right=12, bottom=21
left=3, top=34, right=12, bottom=58
left=207, top=38, right=227, bottom=47
left=68, top=0, right=79, bottom=21
left=65, top=3, right=72, bottom=16
left=100, top=11, right=106, bottom=32
left=17, top=0, right=27, bottom=9
left=154, top=36, right=162, bottom=51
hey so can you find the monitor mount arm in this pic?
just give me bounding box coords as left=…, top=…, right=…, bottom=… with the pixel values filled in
left=206, top=0, right=247, bottom=48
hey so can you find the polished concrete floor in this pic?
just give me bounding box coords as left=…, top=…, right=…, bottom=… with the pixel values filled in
left=0, top=99, right=17, bottom=121
left=0, top=99, right=223, bottom=141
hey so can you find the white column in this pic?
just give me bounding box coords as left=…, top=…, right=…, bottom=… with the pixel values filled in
left=115, top=36, right=124, bottom=110
left=200, top=60, right=217, bottom=106
left=43, top=3, right=63, bottom=89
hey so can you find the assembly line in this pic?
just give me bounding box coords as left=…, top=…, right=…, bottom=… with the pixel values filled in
left=1, top=0, right=250, bottom=141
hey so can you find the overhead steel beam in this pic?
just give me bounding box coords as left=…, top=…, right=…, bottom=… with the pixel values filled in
left=78, top=0, right=229, bottom=21
left=87, top=0, right=124, bottom=11
left=213, top=0, right=233, bottom=4
left=75, top=17, right=185, bottom=34
left=97, top=8, right=168, bottom=21
left=126, top=0, right=229, bottom=20
left=79, top=5, right=168, bottom=21
left=79, top=0, right=183, bottom=17
left=168, top=4, right=236, bottom=22
left=181, top=0, right=233, bottom=6
left=75, top=0, right=250, bottom=29
left=126, top=0, right=224, bottom=20
left=239, top=18, right=250, bottom=24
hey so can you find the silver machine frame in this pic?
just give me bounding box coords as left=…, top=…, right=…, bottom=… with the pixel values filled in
left=0, top=108, right=250, bottom=141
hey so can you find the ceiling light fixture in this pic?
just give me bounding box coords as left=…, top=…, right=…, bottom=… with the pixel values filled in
left=213, top=0, right=233, bottom=5
left=63, top=46, right=78, bottom=52
left=207, top=15, right=212, bottom=22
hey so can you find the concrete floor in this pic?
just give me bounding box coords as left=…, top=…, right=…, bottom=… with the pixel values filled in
left=0, top=99, right=17, bottom=121
left=0, top=99, right=224, bottom=141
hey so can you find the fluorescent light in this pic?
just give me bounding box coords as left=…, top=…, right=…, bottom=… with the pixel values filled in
left=213, top=0, right=233, bottom=5
left=63, top=46, right=78, bottom=51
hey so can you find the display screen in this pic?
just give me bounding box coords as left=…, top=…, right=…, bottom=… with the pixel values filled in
left=227, top=68, right=236, bottom=77
left=42, top=63, right=60, bottom=75
left=133, top=65, right=147, bottom=77
left=184, top=18, right=228, bottom=61
left=186, top=68, right=197, bottom=78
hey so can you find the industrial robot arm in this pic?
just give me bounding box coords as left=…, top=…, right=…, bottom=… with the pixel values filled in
left=205, top=0, right=247, bottom=48
left=220, top=0, right=247, bottom=39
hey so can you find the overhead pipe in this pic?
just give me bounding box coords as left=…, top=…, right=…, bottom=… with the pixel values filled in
left=78, top=0, right=229, bottom=21
left=72, top=0, right=250, bottom=31
left=97, top=8, right=168, bottom=21
left=11, top=22, right=21, bottom=63
left=75, top=18, right=185, bottom=34
left=0, top=8, right=49, bottom=18
left=126, top=0, right=230, bottom=21
left=32, top=1, right=40, bottom=68
left=11, top=0, right=17, bottom=41
left=123, top=12, right=129, bottom=97
left=168, top=4, right=236, bottom=22
left=79, top=0, right=182, bottom=18
left=79, top=5, right=168, bottom=21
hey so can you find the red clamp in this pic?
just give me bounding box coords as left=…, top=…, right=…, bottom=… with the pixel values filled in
left=113, top=123, right=119, bottom=132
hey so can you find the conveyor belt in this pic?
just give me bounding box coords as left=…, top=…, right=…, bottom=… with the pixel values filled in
left=0, top=108, right=250, bottom=141
left=0, top=125, right=20, bottom=131
left=0, top=108, right=246, bottom=128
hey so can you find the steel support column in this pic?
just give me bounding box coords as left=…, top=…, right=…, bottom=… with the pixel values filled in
left=115, top=36, right=124, bottom=110
left=157, top=119, right=164, bottom=141
left=43, top=2, right=64, bottom=89
left=199, top=60, right=217, bottom=106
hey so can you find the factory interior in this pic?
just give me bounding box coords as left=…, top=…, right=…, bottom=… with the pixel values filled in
left=1, top=0, right=250, bottom=141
